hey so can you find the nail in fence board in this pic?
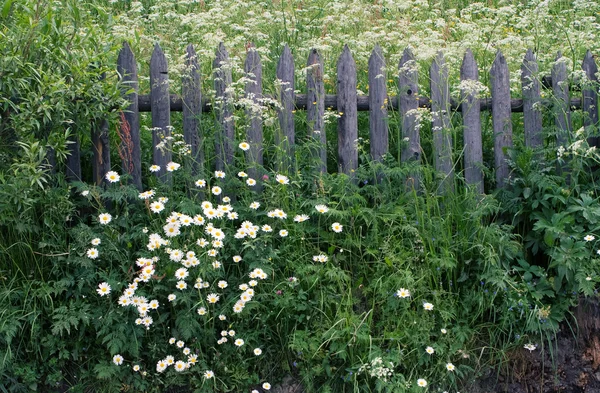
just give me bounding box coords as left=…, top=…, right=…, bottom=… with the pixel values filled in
left=117, top=42, right=142, bottom=190
left=213, top=43, right=235, bottom=173
left=244, top=44, right=264, bottom=187
left=368, top=45, right=388, bottom=163
left=399, top=47, right=420, bottom=190
left=460, top=49, right=484, bottom=193
left=276, top=44, right=296, bottom=172
left=430, top=51, right=454, bottom=193
left=182, top=44, right=203, bottom=176
left=307, top=49, right=326, bottom=173
left=490, top=50, right=513, bottom=188
left=150, top=43, right=172, bottom=182
left=337, top=45, right=358, bottom=177
left=521, top=49, right=543, bottom=149
left=582, top=50, right=599, bottom=147
left=552, top=52, right=571, bottom=147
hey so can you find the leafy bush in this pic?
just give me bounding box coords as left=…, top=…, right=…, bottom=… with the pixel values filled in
left=10, top=135, right=541, bottom=393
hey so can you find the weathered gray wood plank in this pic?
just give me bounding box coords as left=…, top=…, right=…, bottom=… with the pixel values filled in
left=582, top=50, right=599, bottom=147
left=182, top=44, right=203, bottom=176
left=150, top=43, right=172, bottom=183
left=92, top=118, right=110, bottom=187
left=552, top=52, right=571, bottom=147
left=490, top=50, right=513, bottom=188
left=399, top=47, right=420, bottom=190
left=116, top=41, right=142, bottom=190
left=337, top=45, right=358, bottom=177
left=430, top=51, right=453, bottom=193
left=276, top=44, right=295, bottom=172
left=521, top=49, right=543, bottom=149
left=307, top=49, right=326, bottom=173
left=460, top=49, right=484, bottom=193
left=368, top=44, right=388, bottom=162
left=213, top=42, right=235, bottom=173
left=244, top=44, right=264, bottom=186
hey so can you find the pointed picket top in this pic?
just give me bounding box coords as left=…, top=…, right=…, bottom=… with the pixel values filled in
left=460, top=48, right=483, bottom=193
left=582, top=49, right=599, bottom=140
left=490, top=50, right=513, bottom=188
left=430, top=51, right=453, bottom=193
left=150, top=43, right=168, bottom=73
left=461, top=49, right=477, bottom=78
left=337, top=44, right=358, bottom=177
left=307, top=48, right=326, bottom=173
left=117, top=41, right=135, bottom=72
left=368, top=44, right=388, bottom=163
left=521, top=49, right=543, bottom=149
left=490, top=49, right=507, bottom=76
left=214, top=42, right=229, bottom=69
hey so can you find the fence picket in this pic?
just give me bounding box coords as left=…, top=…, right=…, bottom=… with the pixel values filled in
left=150, top=43, right=172, bottom=182
left=430, top=51, right=453, bottom=193
left=92, top=118, right=110, bottom=186
left=461, top=49, right=484, bottom=193
left=307, top=49, right=326, bottom=173
left=521, top=49, right=543, bottom=149
left=582, top=50, right=599, bottom=147
left=337, top=45, right=358, bottom=177
left=552, top=52, right=571, bottom=147
left=244, top=44, right=264, bottom=187
left=117, top=42, right=142, bottom=190
left=399, top=47, right=420, bottom=190
left=65, top=135, right=81, bottom=182
left=213, top=42, right=235, bottom=173
left=490, top=50, right=513, bottom=188
left=276, top=44, right=295, bottom=172
left=368, top=45, right=388, bottom=163
left=183, top=44, right=203, bottom=176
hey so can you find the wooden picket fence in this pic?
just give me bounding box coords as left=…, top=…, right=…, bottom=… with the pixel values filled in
left=70, top=42, right=599, bottom=192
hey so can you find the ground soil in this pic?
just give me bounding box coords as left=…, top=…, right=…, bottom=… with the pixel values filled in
left=270, top=297, right=600, bottom=393
left=469, top=297, right=600, bottom=393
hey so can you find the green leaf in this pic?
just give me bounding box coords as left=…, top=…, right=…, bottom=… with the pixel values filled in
left=1, top=0, right=13, bottom=18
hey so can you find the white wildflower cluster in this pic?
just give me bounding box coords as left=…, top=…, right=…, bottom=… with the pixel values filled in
left=92, top=161, right=345, bottom=386
left=358, top=357, right=394, bottom=382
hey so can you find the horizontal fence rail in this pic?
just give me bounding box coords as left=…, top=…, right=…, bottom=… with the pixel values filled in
left=65, top=41, right=599, bottom=194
